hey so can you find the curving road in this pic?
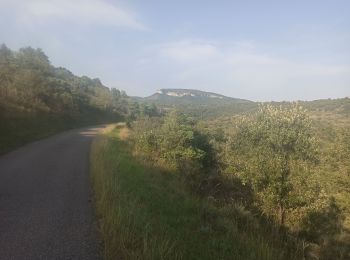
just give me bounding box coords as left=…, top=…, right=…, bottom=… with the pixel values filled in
left=0, top=126, right=104, bottom=260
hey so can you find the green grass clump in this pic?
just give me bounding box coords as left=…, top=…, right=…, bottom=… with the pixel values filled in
left=90, top=126, right=299, bottom=260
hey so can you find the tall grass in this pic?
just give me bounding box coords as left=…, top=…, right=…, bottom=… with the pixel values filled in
left=90, top=125, right=300, bottom=260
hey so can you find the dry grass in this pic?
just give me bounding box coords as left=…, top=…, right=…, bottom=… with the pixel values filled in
left=100, top=124, right=119, bottom=134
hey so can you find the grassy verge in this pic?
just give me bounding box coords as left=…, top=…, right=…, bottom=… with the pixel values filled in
left=90, top=125, right=299, bottom=260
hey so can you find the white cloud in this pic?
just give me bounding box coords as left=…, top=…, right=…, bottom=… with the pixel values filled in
left=151, top=39, right=350, bottom=100
left=158, top=39, right=350, bottom=77
left=2, top=0, right=146, bottom=30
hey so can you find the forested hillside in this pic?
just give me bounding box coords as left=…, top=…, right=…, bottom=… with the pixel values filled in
left=0, top=44, right=133, bottom=153
left=136, top=90, right=350, bottom=120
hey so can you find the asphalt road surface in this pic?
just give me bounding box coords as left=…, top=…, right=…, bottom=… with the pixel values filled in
left=0, top=126, right=105, bottom=260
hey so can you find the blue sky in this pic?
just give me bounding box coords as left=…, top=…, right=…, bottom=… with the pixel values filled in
left=0, top=0, right=349, bottom=101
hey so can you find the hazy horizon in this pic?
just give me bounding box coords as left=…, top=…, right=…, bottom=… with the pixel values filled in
left=1, top=0, right=349, bottom=101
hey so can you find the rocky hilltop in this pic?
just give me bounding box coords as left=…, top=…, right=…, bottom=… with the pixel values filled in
left=154, top=89, right=227, bottom=99
left=145, top=88, right=251, bottom=103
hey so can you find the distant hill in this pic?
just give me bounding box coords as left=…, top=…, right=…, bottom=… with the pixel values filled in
left=144, top=88, right=252, bottom=105
left=131, top=88, right=256, bottom=118
left=133, top=89, right=350, bottom=119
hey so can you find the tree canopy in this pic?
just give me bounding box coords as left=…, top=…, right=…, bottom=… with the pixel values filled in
left=0, top=44, right=131, bottom=152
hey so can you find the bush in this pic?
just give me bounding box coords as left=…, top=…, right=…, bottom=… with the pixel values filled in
left=131, top=111, right=208, bottom=186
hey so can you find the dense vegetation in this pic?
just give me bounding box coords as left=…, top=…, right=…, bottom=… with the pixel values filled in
left=0, top=44, right=138, bottom=153
left=91, top=125, right=301, bottom=260
left=125, top=100, right=350, bottom=259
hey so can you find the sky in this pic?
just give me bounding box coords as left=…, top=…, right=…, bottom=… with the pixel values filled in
left=0, top=0, right=349, bottom=101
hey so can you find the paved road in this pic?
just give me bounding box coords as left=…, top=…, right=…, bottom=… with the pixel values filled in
left=0, top=126, right=104, bottom=260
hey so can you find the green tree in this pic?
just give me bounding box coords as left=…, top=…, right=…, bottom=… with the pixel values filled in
left=0, top=44, right=16, bottom=100
left=159, top=111, right=205, bottom=171
left=230, top=104, right=318, bottom=226
left=336, top=129, right=350, bottom=177
left=140, top=103, right=159, bottom=117
left=132, top=111, right=205, bottom=174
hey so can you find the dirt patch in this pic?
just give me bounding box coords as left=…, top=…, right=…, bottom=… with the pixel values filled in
left=119, top=127, right=130, bottom=140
